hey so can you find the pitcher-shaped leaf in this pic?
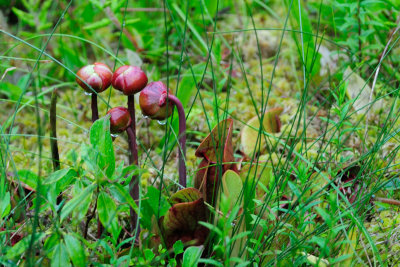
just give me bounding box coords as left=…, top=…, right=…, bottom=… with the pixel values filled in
left=161, top=188, right=208, bottom=248
left=195, top=118, right=234, bottom=169
left=241, top=108, right=283, bottom=157
left=169, top=187, right=203, bottom=205
left=194, top=119, right=235, bottom=205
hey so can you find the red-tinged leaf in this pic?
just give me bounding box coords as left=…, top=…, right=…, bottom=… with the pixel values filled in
left=194, top=159, right=210, bottom=199
left=195, top=119, right=234, bottom=170
left=195, top=159, right=222, bottom=205
left=170, top=188, right=202, bottom=205
left=161, top=189, right=208, bottom=248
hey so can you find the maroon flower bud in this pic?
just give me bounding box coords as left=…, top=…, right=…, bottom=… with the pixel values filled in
left=139, top=81, right=174, bottom=120
left=76, top=62, right=113, bottom=93
left=111, top=65, right=148, bottom=95
left=107, top=107, right=132, bottom=133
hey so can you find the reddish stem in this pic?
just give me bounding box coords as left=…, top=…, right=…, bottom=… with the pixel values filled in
left=91, top=93, right=99, bottom=122
left=165, top=94, right=186, bottom=187
left=91, top=93, right=102, bottom=237
left=374, top=197, right=400, bottom=206
left=127, top=95, right=140, bottom=235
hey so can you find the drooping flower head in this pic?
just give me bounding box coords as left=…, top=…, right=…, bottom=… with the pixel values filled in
left=111, top=65, right=148, bottom=95
left=107, top=107, right=132, bottom=133
left=139, top=81, right=174, bottom=120
left=76, top=62, right=113, bottom=93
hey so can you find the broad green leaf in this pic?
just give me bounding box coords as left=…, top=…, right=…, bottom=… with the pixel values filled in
left=182, top=246, right=204, bottom=267
left=0, top=82, right=22, bottom=101
left=141, top=186, right=170, bottom=229
left=43, top=168, right=76, bottom=185
left=173, top=240, right=184, bottom=255
left=97, top=192, right=120, bottom=241
left=60, top=183, right=96, bottom=222
left=15, top=170, right=38, bottom=192
left=109, top=183, right=139, bottom=214
left=64, top=234, right=86, bottom=267
left=0, top=191, right=10, bottom=219
left=71, top=181, right=93, bottom=221
left=169, top=187, right=202, bottom=205
left=241, top=108, right=283, bottom=157
left=89, top=117, right=115, bottom=179
left=51, top=242, right=71, bottom=267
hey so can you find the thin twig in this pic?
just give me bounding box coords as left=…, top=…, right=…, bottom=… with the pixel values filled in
left=374, top=197, right=400, bottom=206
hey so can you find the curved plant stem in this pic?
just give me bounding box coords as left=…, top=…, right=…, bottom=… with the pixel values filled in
left=165, top=94, right=186, bottom=187
left=127, top=95, right=139, bottom=235
left=91, top=93, right=99, bottom=122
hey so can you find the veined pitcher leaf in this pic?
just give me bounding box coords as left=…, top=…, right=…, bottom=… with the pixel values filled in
left=161, top=189, right=208, bottom=248
left=195, top=118, right=234, bottom=167
left=241, top=107, right=283, bottom=157
left=170, top=188, right=202, bottom=205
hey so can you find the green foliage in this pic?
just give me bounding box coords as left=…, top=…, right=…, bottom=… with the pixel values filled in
left=2, top=0, right=400, bottom=265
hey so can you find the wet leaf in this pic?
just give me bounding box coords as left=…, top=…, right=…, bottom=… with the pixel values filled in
left=241, top=108, right=283, bottom=157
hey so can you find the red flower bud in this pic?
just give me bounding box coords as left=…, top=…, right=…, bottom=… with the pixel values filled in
left=111, top=65, right=148, bottom=95
left=107, top=107, right=132, bottom=133
left=76, top=62, right=113, bottom=93
left=139, top=81, right=174, bottom=120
